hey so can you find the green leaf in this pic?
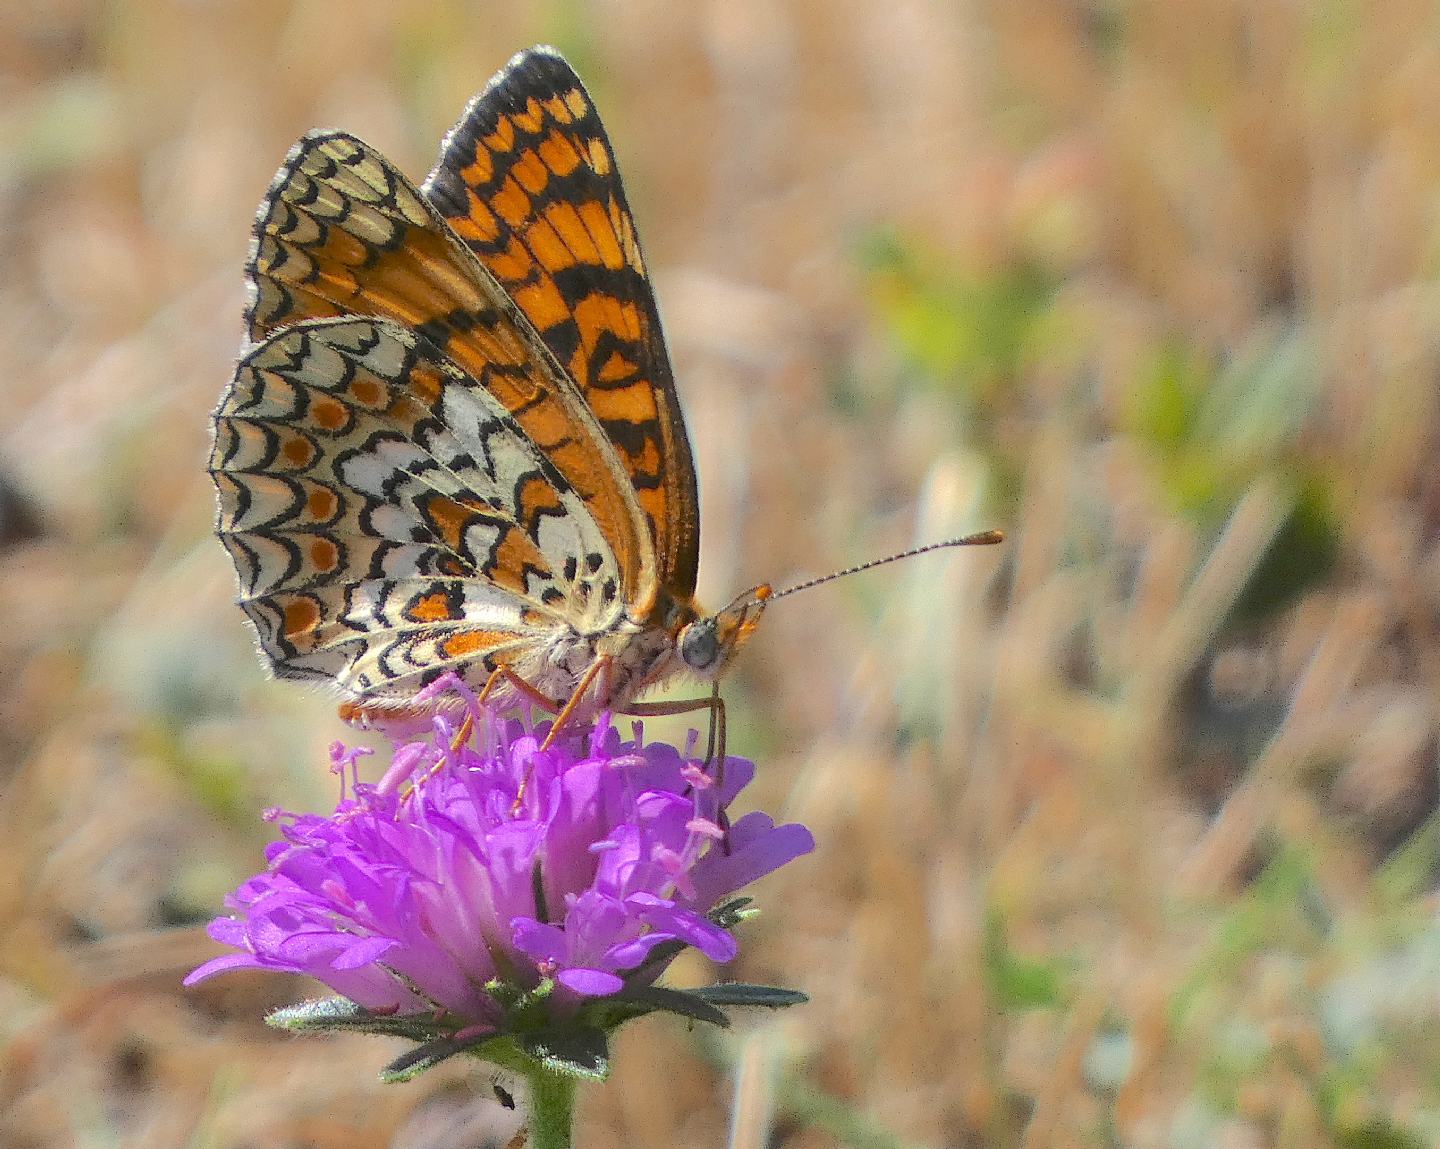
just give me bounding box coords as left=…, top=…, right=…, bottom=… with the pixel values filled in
left=1374, top=810, right=1440, bottom=908
left=1125, top=339, right=1206, bottom=452
left=982, top=908, right=1067, bottom=1010
left=857, top=227, right=1056, bottom=401
left=691, top=983, right=809, bottom=1009
left=1336, top=1120, right=1428, bottom=1149
left=609, top=985, right=730, bottom=1027
left=520, top=1028, right=610, bottom=1081
left=1230, top=474, right=1341, bottom=625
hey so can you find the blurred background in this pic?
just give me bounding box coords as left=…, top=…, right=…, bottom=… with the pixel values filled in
left=4, top=1, right=1440, bottom=1146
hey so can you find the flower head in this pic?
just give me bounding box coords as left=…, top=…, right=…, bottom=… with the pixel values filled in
left=186, top=689, right=813, bottom=1054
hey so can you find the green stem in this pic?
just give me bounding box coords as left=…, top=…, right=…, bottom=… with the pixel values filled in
left=523, top=1066, right=577, bottom=1149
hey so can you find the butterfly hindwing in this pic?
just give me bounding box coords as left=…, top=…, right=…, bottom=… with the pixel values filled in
left=243, top=127, right=654, bottom=605
left=211, top=317, right=627, bottom=699
left=423, top=46, right=700, bottom=602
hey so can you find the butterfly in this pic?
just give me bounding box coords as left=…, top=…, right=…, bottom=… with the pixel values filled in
left=210, top=46, right=1001, bottom=742
left=209, top=45, right=777, bottom=738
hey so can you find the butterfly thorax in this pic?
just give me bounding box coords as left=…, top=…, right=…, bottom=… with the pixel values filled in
left=514, top=589, right=699, bottom=713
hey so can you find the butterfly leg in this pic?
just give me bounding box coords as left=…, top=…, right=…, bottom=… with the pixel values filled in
left=623, top=684, right=731, bottom=846
left=397, top=709, right=476, bottom=803
left=507, top=658, right=614, bottom=813
left=478, top=664, right=564, bottom=713
left=538, top=656, right=613, bottom=751
left=624, top=682, right=726, bottom=768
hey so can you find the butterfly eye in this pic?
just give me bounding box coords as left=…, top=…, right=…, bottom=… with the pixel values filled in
left=678, top=620, right=720, bottom=671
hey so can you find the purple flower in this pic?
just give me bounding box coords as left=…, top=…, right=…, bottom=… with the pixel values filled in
left=186, top=689, right=813, bottom=1037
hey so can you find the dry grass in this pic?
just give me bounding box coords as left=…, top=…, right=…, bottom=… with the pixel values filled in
left=3, top=2, right=1440, bottom=1146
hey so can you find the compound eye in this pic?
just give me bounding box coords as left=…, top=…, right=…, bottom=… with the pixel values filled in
left=678, top=622, right=720, bottom=670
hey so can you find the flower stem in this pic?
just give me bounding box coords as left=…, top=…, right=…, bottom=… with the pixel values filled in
left=523, top=1066, right=577, bottom=1149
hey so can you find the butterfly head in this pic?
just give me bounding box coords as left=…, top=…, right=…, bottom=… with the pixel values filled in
left=676, top=585, right=772, bottom=679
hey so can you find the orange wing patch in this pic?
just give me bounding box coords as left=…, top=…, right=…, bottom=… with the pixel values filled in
left=281, top=596, right=322, bottom=643
left=424, top=47, right=701, bottom=602
left=404, top=586, right=465, bottom=624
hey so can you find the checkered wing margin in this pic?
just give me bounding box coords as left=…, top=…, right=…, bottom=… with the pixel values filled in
left=210, top=317, right=627, bottom=701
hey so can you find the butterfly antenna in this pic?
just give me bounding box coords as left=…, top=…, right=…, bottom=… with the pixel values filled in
left=765, top=529, right=1004, bottom=603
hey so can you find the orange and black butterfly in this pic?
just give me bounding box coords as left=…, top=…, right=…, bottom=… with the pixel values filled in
left=209, top=46, right=998, bottom=734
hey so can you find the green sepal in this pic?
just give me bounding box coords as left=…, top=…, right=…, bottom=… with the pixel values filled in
left=266, top=997, right=451, bottom=1043
left=707, top=896, right=756, bottom=929
left=263, top=968, right=801, bottom=1088
left=604, top=984, right=731, bottom=1028
left=380, top=1041, right=455, bottom=1084
left=266, top=995, right=370, bottom=1029
left=487, top=974, right=555, bottom=1015
left=691, top=983, right=809, bottom=1009
left=380, top=1032, right=503, bottom=1084
left=519, top=1027, right=610, bottom=1081
left=378, top=1032, right=555, bottom=1085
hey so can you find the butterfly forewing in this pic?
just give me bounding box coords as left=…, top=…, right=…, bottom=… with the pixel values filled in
left=242, top=127, right=653, bottom=605
left=423, top=46, right=700, bottom=602
left=211, top=316, right=627, bottom=700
